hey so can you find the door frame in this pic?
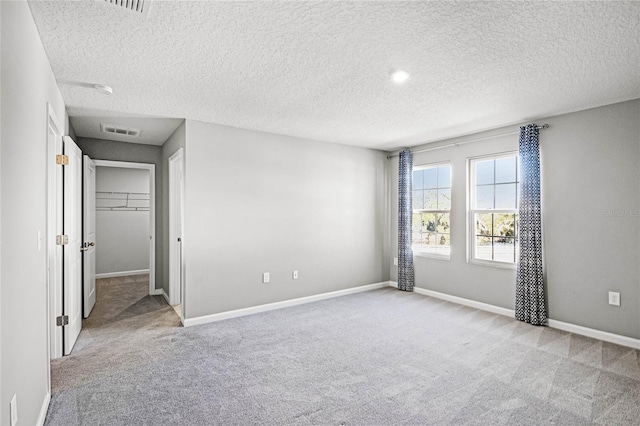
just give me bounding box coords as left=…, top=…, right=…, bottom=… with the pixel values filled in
left=83, top=155, right=97, bottom=318
left=168, top=148, right=184, bottom=309
left=46, top=103, right=64, bottom=364
left=93, top=160, right=156, bottom=296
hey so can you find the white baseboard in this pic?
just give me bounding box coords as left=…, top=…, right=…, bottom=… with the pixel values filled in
left=548, top=319, right=640, bottom=350
left=183, top=281, right=392, bottom=327
left=37, top=392, right=51, bottom=426
left=150, top=288, right=163, bottom=296
left=388, top=281, right=640, bottom=350
left=161, top=290, right=170, bottom=304
left=96, top=269, right=150, bottom=279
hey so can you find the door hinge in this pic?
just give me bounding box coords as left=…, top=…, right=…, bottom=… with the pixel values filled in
left=56, top=235, right=69, bottom=245
left=56, top=315, right=69, bottom=326
left=56, top=154, right=69, bottom=166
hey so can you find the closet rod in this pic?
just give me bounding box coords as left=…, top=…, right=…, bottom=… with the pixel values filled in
left=95, top=191, right=149, bottom=195
left=386, top=124, right=549, bottom=159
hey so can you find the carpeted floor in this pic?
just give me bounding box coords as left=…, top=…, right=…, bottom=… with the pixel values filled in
left=45, top=277, right=640, bottom=425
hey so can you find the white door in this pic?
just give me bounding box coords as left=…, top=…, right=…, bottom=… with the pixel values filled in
left=83, top=156, right=97, bottom=318
left=63, top=136, right=83, bottom=354
left=168, top=148, right=184, bottom=306
left=47, top=105, right=64, bottom=360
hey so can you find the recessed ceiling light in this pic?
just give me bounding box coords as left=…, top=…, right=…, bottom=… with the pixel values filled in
left=391, top=70, right=410, bottom=83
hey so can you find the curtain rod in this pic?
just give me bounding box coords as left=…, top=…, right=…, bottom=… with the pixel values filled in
left=386, top=124, right=549, bottom=159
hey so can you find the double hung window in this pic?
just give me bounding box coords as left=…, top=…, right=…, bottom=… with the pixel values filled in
left=412, top=164, right=451, bottom=258
left=469, top=154, right=519, bottom=265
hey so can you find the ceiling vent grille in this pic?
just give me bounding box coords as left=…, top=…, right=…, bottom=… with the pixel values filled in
left=102, top=0, right=151, bottom=16
left=101, top=123, right=141, bottom=137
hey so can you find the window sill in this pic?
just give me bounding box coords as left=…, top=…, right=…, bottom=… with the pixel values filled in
left=414, top=252, right=450, bottom=261
left=469, top=259, right=516, bottom=270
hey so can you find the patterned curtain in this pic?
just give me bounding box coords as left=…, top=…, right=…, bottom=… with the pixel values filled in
left=515, top=124, right=546, bottom=325
left=398, top=150, right=414, bottom=292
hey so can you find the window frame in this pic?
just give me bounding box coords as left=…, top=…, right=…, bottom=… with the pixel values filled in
left=412, top=161, right=452, bottom=260
left=467, top=152, right=519, bottom=269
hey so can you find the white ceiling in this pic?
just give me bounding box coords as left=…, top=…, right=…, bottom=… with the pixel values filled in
left=28, top=1, right=640, bottom=151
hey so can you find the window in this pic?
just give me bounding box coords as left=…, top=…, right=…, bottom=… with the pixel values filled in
left=412, top=163, right=451, bottom=258
left=469, top=154, right=519, bottom=264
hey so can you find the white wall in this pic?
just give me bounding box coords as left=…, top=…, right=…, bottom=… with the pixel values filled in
left=183, top=120, right=389, bottom=319
left=95, top=167, right=150, bottom=275
left=389, top=99, right=640, bottom=340
left=1, top=1, right=69, bottom=424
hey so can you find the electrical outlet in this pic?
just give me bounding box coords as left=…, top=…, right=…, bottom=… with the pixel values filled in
left=262, top=272, right=270, bottom=283
left=393, top=257, right=398, bottom=266
left=10, top=394, right=17, bottom=426
left=608, top=291, right=620, bottom=306
left=292, top=270, right=299, bottom=280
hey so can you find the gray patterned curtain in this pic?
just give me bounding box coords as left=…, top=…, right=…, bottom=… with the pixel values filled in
left=515, top=124, right=546, bottom=325
left=398, top=150, right=414, bottom=292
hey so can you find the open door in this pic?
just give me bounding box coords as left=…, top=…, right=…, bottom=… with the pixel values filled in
left=47, top=104, right=64, bottom=360
left=83, top=156, right=97, bottom=318
left=63, top=136, right=83, bottom=354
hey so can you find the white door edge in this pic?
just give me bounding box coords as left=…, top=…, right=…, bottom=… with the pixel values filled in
left=46, top=103, right=64, bottom=369
left=168, top=148, right=184, bottom=309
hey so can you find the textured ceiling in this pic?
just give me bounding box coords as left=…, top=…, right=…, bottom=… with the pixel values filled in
left=28, top=1, right=640, bottom=150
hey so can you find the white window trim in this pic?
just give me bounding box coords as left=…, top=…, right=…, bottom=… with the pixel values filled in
left=412, top=161, right=451, bottom=260
left=467, top=152, right=519, bottom=269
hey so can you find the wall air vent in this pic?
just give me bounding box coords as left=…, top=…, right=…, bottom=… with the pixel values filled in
left=101, top=123, right=142, bottom=138
left=101, top=0, right=151, bottom=17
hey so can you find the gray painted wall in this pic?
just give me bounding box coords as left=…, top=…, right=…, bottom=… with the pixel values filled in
left=183, top=120, right=389, bottom=319
left=95, top=167, right=150, bottom=275
left=161, top=121, right=186, bottom=297
left=389, top=99, right=640, bottom=339
left=1, top=1, right=69, bottom=424
left=76, top=138, right=164, bottom=290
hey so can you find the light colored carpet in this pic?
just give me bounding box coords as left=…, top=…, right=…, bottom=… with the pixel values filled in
left=45, top=279, right=640, bottom=425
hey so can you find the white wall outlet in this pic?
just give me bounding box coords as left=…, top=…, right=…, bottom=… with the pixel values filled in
left=10, top=394, right=18, bottom=426
left=292, top=270, right=299, bottom=280
left=262, top=272, right=270, bottom=283
left=393, top=257, right=398, bottom=266
left=608, top=291, right=620, bottom=306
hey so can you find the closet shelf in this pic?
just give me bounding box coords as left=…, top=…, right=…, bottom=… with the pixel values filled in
left=96, top=191, right=150, bottom=212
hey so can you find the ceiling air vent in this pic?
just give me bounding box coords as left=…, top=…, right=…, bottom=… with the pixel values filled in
left=101, top=0, right=151, bottom=16
left=101, top=123, right=142, bottom=137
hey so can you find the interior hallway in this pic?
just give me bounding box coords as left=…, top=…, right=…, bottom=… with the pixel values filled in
left=82, top=275, right=176, bottom=330
left=46, top=275, right=181, bottom=424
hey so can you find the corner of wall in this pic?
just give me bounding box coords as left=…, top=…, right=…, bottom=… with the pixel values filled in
left=66, top=112, right=77, bottom=141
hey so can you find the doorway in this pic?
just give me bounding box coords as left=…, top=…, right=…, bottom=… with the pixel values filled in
left=92, top=160, right=156, bottom=296
left=48, top=153, right=159, bottom=360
